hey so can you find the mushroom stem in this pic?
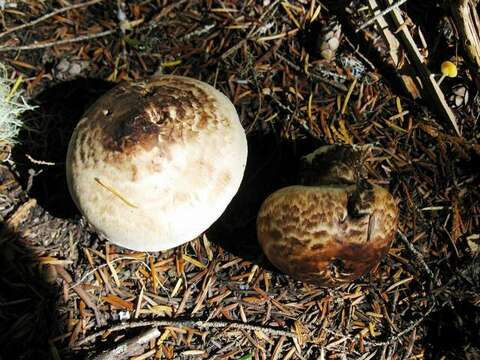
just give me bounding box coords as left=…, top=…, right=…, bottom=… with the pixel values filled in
left=437, top=74, right=447, bottom=85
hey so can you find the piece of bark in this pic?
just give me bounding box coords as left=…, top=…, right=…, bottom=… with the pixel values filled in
left=450, top=0, right=480, bottom=86
left=90, top=327, right=160, bottom=360
left=383, top=0, right=461, bottom=136
left=367, top=0, right=421, bottom=99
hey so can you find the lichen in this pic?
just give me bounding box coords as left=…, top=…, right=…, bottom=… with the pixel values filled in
left=0, top=63, right=36, bottom=145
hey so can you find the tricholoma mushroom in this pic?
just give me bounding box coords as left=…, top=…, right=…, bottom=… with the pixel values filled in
left=66, top=75, right=248, bottom=252
left=257, top=145, right=398, bottom=287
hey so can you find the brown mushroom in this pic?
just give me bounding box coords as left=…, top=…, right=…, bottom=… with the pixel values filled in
left=66, top=75, right=247, bottom=252
left=257, top=145, right=398, bottom=287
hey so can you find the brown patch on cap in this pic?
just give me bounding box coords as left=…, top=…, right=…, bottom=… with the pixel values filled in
left=74, top=76, right=225, bottom=165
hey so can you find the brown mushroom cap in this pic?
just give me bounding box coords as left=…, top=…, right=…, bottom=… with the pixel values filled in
left=66, top=75, right=247, bottom=251
left=257, top=183, right=398, bottom=287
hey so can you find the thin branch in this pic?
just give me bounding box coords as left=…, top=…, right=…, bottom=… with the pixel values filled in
left=0, top=16, right=163, bottom=53
left=55, top=265, right=104, bottom=327
left=90, top=327, right=161, bottom=360
left=25, top=154, right=56, bottom=166
left=0, top=29, right=117, bottom=52
left=275, top=53, right=348, bottom=92
left=356, top=0, right=408, bottom=32
left=368, top=302, right=435, bottom=346
left=0, top=0, right=103, bottom=40
left=396, top=230, right=436, bottom=283
left=75, top=319, right=296, bottom=347
left=322, top=301, right=435, bottom=347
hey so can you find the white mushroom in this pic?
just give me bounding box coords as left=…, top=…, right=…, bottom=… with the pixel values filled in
left=66, top=75, right=248, bottom=252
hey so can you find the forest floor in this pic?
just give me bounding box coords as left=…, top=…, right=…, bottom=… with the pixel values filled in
left=0, top=1, right=479, bottom=359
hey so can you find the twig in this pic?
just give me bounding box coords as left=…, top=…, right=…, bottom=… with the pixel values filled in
left=275, top=53, right=348, bottom=92
left=356, top=0, right=408, bottom=32
left=343, top=35, right=375, bottom=70
left=321, top=300, right=434, bottom=348
left=368, top=302, right=435, bottom=346
left=0, top=15, right=163, bottom=53
left=25, top=154, right=56, bottom=166
left=0, top=0, right=103, bottom=40
left=75, top=319, right=296, bottom=347
left=402, top=328, right=416, bottom=360
left=396, top=230, right=436, bottom=283
left=180, top=23, right=215, bottom=41
left=56, top=265, right=104, bottom=327
left=68, top=256, right=151, bottom=290
left=0, top=29, right=117, bottom=52
left=90, top=327, right=160, bottom=360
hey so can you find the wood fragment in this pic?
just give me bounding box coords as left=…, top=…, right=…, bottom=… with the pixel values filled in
left=450, top=0, right=480, bottom=77
left=396, top=230, right=436, bottom=283
left=384, top=0, right=461, bottom=135
left=76, top=320, right=296, bottom=347
left=90, top=327, right=160, bottom=360
left=358, top=0, right=408, bottom=32
left=3, top=198, right=37, bottom=231
left=367, top=0, right=421, bottom=99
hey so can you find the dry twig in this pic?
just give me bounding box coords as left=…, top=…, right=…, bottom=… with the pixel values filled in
left=90, top=327, right=160, bottom=360
left=0, top=0, right=103, bottom=40
left=396, top=230, right=436, bottom=283
left=357, top=0, right=408, bottom=32
left=75, top=319, right=296, bottom=347
left=0, top=29, right=118, bottom=52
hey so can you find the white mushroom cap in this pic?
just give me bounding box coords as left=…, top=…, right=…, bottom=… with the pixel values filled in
left=66, top=75, right=247, bottom=251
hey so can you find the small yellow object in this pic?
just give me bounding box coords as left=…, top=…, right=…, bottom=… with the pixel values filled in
left=441, top=61, right=458, bottom=78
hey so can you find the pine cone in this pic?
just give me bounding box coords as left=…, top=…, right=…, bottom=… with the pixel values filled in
left=317, top=20, right=342, bottom=61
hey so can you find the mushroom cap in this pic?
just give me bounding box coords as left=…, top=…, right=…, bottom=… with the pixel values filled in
left=257, top=183, right=398, bottom=287
left=441, top=61, right=458, bottom=78
left=300, top=144, right=363, bottom=186
left=66, top=75, right=247, bottom=251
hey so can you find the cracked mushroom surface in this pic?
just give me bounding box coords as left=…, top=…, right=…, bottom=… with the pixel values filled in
left=66, top=75, right=247, bottom=252
left=257, top=145, right=398, bottom=287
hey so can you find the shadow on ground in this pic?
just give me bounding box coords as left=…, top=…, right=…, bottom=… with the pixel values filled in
left=421, top=256, right=480, bottom=360
left=0, top=224, right=60, bottom=359
left=12, top=78, right=115, bottom=219
left=207, top=132, right=322, bottom=267
left=423, top=300, right=480, bottom=359
left=2, top=79, right=114, bottom=358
